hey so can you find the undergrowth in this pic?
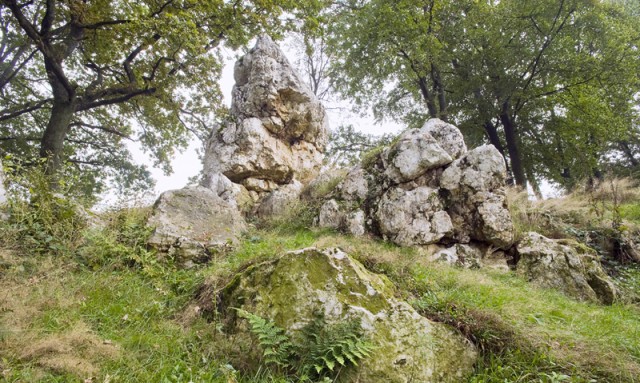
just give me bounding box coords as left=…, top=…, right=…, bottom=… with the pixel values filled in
left=236, top=309, right=373, bottom=381
left=1, top=177, right=639, bottom=382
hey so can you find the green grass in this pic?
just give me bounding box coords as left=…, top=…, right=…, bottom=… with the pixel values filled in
left=1, top=224, right=639, bottom=382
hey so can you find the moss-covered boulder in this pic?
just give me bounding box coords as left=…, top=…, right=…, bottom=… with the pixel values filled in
left=217, top=247, right=477, bottom=382
left=516, top=232, right=618, bottom=304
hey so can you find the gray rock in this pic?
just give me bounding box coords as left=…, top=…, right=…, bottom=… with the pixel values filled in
left=382, top=129, right=453, bottom=184
left=200, top=35, right=329, bottom=220
left=345, top=209, right=366, bottom=237
left=256, top=180, right=303, bottom=218
left=375, top=186, right=453, bottom=246
left=337, top=167, right=370, bottom=202
left=147, top=186, right=246, bottom=265
left=441, top=145, right=515, bottom=249
left=217, top=247, right=476, bottom=382
left=516, top=232, right=618, bottom=304
left=431, top=243, right=510, bottom=271
left=231, top=35, right=328, bottom=150
left=314, top=120, right=515, bottom=252
left=318, top=199, right=343, bottom=230
left=420, top=118, right=467, bottom=160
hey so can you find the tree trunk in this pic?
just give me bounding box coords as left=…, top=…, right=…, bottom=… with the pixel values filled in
left=430, top=64, right=448, bottom=122
left=39, top=100, right=74, bottom=176
left=500, top=103, right=527, bottom=187
left=417, top=76, right=438, bottom=118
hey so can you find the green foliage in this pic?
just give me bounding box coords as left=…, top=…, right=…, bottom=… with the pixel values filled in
left=326, top=124, right=394, bottom=167
left=76, top=207, right=154, bottom=270
left=0, top=0, right=324, bottom=197
left=299, top=316, right=374, bottom=378
left=0, top=159, right=86, bottom=256
left=235, top=309, right=373, bottom=381
left=327, top=0, right=640, bottom=187
left=235, top=309, right=294, bottom=368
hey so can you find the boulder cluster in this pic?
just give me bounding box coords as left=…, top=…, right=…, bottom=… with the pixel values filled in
left=147, top=35, right=328, bottom=260
left=143, top=34, right=621, bottom=383
left=317, top=119, right=515, bottom=250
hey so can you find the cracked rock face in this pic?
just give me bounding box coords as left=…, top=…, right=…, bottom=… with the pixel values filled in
left=316, top=118, right=515, bottom=249
left=516, top=232, right=618, bottom=304
left=214, top=247, right=477, bottom=382
left=147, top=186, right=246, bottom=265
left=375, top=186, right=453, bottom=246
left=202, top=35, right=328, bottom=218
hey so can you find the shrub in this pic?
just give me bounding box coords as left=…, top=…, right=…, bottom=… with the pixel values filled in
left=0, top=159, right=86, bottom=256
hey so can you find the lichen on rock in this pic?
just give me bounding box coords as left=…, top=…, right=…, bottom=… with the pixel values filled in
left=146, top=186, right=246, bottom=265
left=516, top=232, right=618, bottom=304
left=215, top=247, right=477, bottom=382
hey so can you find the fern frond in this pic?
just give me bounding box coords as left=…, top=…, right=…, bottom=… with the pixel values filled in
left=234, top=308, right=294, bottom=368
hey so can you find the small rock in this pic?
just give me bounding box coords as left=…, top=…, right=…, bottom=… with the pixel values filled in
left=375, top=186, right=453, bottom=246
left=515, top=232, right=618, bottom=304
left=147, top=186, right=246, bottom=265
left=382, top=129, right=453, bottom=184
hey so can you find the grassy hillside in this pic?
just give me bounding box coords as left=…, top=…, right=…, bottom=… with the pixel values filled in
left=1, top=184, right=640, bottom=382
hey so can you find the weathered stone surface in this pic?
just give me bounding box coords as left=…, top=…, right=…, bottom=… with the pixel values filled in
left=314, top=120, right=515, bottom=251
left=256, top=180, right=303, bottom=218
left=382, top=129, right=453, bottom=184
left=345, top=209, right=366, bottom=237
left=420, top=118, right=467, bottom=160
left=201, top=35, right=329, bottom=220
left=147, top=186, right=246, bottom=264
left=231, top=35, right=328, bottom=149
left=515, top=232, right=618, bottom=304
left=202, top=172, right=254, bottom=214
left=431, top=243, right=510, bottom=271
left=318, top=199, right=343, bottom=230
left=0, top=159, right=6, bottom=206
left=441, top=145, right=515, bottom=248
left=336, top=166, right=369, bottom=202
left=217, top=247, right=476, bottom=382
left=375, top=186, right=453, bottom=246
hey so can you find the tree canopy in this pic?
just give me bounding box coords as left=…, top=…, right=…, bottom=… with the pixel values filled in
left=326, top=0, right=640, bottom=190
left=0, top=0, right=319, bottom=197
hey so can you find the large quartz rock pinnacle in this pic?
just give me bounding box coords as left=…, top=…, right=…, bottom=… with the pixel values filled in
left=214, top=247, right=477, bottom=382
left=316, top=118, right=515, bottom=249
left=202, top=35, right=329, bottom=217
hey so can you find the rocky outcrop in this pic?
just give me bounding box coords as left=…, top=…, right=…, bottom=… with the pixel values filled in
left=202, top=35, right=328, bottom=218
left=317, top=118, right=515, bottom=249
left=147, top=186, right=246, bottom=266
left=440, top=145, right=515, bottom=248
left=515, top=232, right=618, bottom=304
left=215, top=247, right=477, bottom=382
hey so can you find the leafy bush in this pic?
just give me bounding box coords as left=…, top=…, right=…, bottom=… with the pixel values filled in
left=0, top=159, right=86, bottom=256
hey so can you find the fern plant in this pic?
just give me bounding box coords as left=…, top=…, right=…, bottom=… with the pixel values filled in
left=301, top=316, right=374, bottom=378
left=235, top=308, right=374, bottom=382
left=235, top=308, right=294, bottom=368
